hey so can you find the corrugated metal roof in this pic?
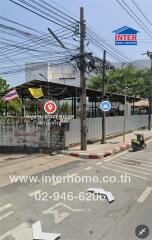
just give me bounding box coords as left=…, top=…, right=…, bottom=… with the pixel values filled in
left=0, top=80, right=141, bottom=103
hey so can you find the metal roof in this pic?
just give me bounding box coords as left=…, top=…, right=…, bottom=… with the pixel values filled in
left=0, top=80, right=141, bottom=103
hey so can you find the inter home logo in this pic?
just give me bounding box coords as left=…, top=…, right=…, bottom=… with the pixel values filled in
left=113, top=26, right=139, bottom=45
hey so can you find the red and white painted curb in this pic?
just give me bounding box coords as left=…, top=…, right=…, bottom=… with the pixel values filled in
left=103, top=143, right=131, bottom=158
left=61, top=135, right=152, bottom=159
left=61, top=151, right=103, bottom=159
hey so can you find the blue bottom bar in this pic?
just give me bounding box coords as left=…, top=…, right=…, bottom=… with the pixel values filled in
left=115, top=41, right=137, bottom=45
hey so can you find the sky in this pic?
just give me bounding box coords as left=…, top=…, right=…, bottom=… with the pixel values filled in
left=1, top=0, right=152, bottom=86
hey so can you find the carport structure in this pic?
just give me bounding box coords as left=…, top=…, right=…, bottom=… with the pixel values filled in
left=0, top=80, right=141, bottom=117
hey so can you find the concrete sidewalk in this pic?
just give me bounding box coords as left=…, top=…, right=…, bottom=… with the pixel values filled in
left=61, top=129, right=152, bottom=159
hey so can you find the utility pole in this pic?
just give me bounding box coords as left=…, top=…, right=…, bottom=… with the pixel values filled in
left=123, top=88, right=127, bottom=142
left=80, top=7, right=87, bottom=150
left=149, top=53, right=152, bottom=131
left=149, top=56, right=152, bottom=130
left=48, top=8, right=87, bottom=149
left=101, top=50, right=106, bottom=144
left=142, top=51, right=152, bottom=130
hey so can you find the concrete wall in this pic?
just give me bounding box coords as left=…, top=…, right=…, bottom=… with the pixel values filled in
left=0, top=115, right=149, bottom=152
left=0, top=124, right=48, bottom=148
left=0, top=118, right=66, bottom=152
left=49, top=126, right=65, bottom=151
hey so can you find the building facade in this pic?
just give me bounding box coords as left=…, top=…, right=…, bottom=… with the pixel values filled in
left=25, top=62, right=80, bottom=87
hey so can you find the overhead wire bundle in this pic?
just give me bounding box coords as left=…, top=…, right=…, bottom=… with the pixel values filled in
left=86, top=26, right=133, bottom=64
left=0, top=14, right=79, bottom=76
left=116, top=0, right=152, bottom=39
left=9, top=0, right=79, bottom=32
left=0, top=0, right=135, bottom=77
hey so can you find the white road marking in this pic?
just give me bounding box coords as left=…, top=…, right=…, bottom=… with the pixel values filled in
left=107, top=163, right=152, bottom=175
left=32, top=221, right=61, bottom=240
left=129, top=153, right=152, bottom=158
left=0, top=211, right=14, bottom=221
left=110, top=161, right=152, bottom=172
left=0, top=223, right=32, bottom=240
left=122, top=155, right=152, bottom=161
left=137, top=187, right=152, bottom=203
left=104, top=150, right=129, bottom=162
left=140, top=163, right=152, bottom=168
left=104, top=138, right=152, bottom=163
left=84, top=166, right=92, bottom=170
left=96, top=162, right=102, bottom=166
left=132, top=150, right=152, bottom=154
left=145, top=138, right=152, bottom=143
left=44, top=209, right=69, bottom=224
left=0, top=204, right=13, bottom=221
left=120, top=158, right=152, bottom=165
left=43, top=202, right=85, bottom=224
left=131, top=153, right=152, bottom=157
left=100, top=165, right=147, bottom=180
left=0, top=204, right=12, bottom=212
left=29, top=190, right=42, bottom=197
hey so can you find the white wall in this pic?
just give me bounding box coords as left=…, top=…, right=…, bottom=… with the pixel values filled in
left=48, top=63, right=80, bottom=86
left=25, top=62, right=48, bottom=82
left=25, top=62, right=80, bottom=86
left=65, top=115, right=148, bottom=146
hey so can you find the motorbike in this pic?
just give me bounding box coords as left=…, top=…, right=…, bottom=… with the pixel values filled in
left=131, top=134, right=146, bottom=152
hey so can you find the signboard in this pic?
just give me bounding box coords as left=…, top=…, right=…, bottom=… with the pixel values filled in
left=44, top=101, right=57, bottom=114
left=100, top=101, right=111, bottom=112
left=113, top=26, right=139, bottom=45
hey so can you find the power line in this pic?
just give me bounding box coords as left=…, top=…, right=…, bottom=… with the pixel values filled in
left=131, top=0, right=152, bottom=28
left=48, top=0, right=133, bottom=63
left=0, top=24, right=76, bottom=56
left=9, top=0, right=132, bottom=65
left=0, top=32, right=74, bottom=55
left=121, top=0, right=152, bottom=35
left=87, top=31, right=130, bottom=63
left=10, top=0, right=77, bottom=32
left=38, top=0, right=78, bottom=22
left=116, top=0, right=152, bottom=38
left=87, top=26, right=132, bottom=62
left=0, top=56, right=72, bottom=75
left=34, top=0, right=77, bottom=23
left=88, top=37, right=129, bottom=64
left=0, top=16, right=44, bottom=34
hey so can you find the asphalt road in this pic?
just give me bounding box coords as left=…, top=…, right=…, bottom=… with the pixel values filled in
left=1, top=140, right=152, bottom=240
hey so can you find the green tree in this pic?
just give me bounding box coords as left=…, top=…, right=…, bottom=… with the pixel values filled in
left=0, top=76, right=22, bottom=115
left=0, top=76, right=9, bottom=114
left=61, top=102, right=69, bottom=113
left=8, top=99, right=22, bottom=113
left=88, top=65, right=150, bottom=98
left=88, top=75, right=102, bottom=90
left=0, top=76, right=9, bottom=92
